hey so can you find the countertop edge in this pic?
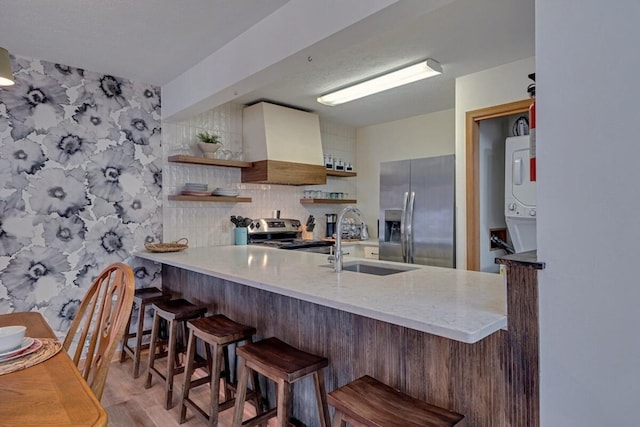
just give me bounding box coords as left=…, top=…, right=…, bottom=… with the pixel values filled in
left=495, top=250, right=545, bottom=270
left=135, top=248, right=506, bottom=344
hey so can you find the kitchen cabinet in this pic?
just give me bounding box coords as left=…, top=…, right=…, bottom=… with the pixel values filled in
left=363, top=245, right=379, bottom=260
left=341, top=243, right=356, bottom=257
left=319, top=240, right=379, bottom=259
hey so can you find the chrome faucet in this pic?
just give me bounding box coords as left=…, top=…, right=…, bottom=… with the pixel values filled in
left=328, top=206, right=367, bottom=272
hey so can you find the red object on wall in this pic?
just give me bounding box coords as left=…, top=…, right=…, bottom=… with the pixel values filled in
left=528, top=73, right=536, bottom=182
left=529, top=97, right=536, bottom=181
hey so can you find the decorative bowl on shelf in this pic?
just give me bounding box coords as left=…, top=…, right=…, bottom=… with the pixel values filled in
left=197, top=141, right=221, bottom=158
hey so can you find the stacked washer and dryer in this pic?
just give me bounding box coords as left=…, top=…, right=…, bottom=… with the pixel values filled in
left=504, top=135, right=537, bottom=253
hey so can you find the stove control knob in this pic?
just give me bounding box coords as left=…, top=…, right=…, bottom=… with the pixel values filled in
left=529, top=209, right=536, bottom=217
left=508, top=203, right=516, bottom=211
left=249, top=222, right=255, bottom=230
left=255, top=222, right=260, bottom=229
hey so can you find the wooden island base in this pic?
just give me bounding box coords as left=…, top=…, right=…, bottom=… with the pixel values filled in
left=163, top=260, right=540, bottom=427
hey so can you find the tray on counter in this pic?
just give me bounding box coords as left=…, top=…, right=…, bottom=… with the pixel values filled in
left=145, top=238, right=189, bottom=253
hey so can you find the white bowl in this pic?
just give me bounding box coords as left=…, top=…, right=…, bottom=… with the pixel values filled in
left=0, top=325, right=26, bottom=352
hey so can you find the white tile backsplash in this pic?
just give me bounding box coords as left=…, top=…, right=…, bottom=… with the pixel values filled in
left=162, top=102, right=358, bottom=247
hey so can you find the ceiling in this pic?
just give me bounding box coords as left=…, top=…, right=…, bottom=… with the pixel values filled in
left=0, top=0, right=535, bottom=128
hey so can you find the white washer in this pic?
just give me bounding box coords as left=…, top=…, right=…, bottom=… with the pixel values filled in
left=504, top=136, right=537, bottom=253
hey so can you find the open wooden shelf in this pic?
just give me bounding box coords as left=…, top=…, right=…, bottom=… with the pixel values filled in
left=168, top=155, right=252, bottom=169
left=169, top=195, right=252, bottom=203
left=326, top=170, right=357, bottom=177
left=300, top=198, right=357, bottom=204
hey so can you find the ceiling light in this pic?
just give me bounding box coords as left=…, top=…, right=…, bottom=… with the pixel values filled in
left=0, top=47, right=15, bottom=86
left=317, top=58, right=442, bottom=106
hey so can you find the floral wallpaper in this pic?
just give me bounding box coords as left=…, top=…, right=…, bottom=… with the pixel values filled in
left=0, top=56, right=162, bottom=337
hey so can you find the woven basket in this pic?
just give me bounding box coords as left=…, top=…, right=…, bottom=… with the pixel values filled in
left=145, top=238, right=189, bottom=253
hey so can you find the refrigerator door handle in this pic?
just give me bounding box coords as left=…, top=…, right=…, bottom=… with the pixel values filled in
left=407, top=191, right=416, bottom=263
left=400, top=192, right=409, bottom=262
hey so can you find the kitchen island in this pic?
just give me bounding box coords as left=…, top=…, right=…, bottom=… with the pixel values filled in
left=135, top=246, right=539, bottom=426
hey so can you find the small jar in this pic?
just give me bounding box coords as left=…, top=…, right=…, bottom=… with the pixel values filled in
left=324, top=154, right=333, bottom=170
left=335, top=159, right=344, bottom=171
left=345, top=162, right=353, bottom=171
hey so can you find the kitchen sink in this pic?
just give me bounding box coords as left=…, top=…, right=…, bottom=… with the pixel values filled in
left=325, top=261, right=417, bottom=276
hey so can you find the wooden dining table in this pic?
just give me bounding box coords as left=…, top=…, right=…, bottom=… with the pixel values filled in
left=0, top=312, right=107, bottom=426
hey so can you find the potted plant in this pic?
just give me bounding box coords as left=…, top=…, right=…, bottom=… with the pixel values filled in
left=196, top=131, right=221, bottom=158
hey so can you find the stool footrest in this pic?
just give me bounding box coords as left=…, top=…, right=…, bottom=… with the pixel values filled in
left=240, top=407, right=277, bottom=427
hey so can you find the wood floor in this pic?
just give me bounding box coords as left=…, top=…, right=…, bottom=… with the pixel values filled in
left=102, top=354, right=275, bottom=427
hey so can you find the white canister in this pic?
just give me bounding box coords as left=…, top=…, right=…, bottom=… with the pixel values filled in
left=324, top=154, right=333, bottom=170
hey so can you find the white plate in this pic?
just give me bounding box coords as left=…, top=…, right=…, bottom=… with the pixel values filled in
left=0, top=337, right=34, bottom=359
left=181, top=190, right=213, bottom=196
left=212, top=188, right=239, bottom=196
left=0, top=339, right=43, bottom=363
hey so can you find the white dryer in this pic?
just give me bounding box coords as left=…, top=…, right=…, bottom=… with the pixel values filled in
left=504, top=136, right=537, bottom=253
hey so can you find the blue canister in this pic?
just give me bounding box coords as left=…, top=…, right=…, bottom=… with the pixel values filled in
left=234, top=227, right=248, bottom=245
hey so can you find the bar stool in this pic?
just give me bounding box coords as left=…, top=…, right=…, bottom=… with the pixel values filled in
left=327, top=375, right=464, bottom=427
left=179, top=315, right=264, bottom=426
left=231, top=337, right=331, bottom=427
left=120, top=287, right=172, bottom=378
left=145, top=298, right=208, bottom=409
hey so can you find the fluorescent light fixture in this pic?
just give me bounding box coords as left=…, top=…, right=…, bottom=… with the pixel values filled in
left=0, top=47, right=14, bottom=86
left=317, top=58, right=442, bottom=106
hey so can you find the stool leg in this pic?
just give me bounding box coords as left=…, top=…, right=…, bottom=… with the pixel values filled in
left=250, top=370, right=265, bottom=417
left=144, top=311, right=161, bottom=389
left=332, top=410, right=347, bottom=427
left=132, top=302, right=146, bottom=378
left=165, top=319, right=179, bottom=409
left=179, top=328, right=198, bottom=424
left=120, top=304, right=133, bottom=363
left=276, top=379, right=291, bottom=427
left=208, top=342, right=224, bottom=427
left=222, top=346, right=233, bottom=402
left=231, top=358, right=250, bottom=427
left=313, top=370, right=331, bottom=427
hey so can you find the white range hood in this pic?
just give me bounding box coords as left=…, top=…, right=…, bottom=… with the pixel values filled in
left=241, top=102, right=326, bottom=185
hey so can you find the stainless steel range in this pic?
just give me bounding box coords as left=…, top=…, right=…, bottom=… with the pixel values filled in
left=247, top=218, right=333, bottom=253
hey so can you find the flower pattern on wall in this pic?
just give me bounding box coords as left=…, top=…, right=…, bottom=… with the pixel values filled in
left=0, top=55, right=162, bottom=336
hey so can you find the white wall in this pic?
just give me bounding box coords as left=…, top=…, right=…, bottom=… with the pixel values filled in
left=478, top=117, right=507, bottom=272
left=162, top=103, right=357, bottom=245
left=537, top=1, right=640, bottom=425
left=355, top=109, right=455, bottom=238
left=455, top=57, right=535, bottom=268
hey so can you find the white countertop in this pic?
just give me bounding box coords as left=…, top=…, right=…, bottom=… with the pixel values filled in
left=134, top=246, right=506, bottom=344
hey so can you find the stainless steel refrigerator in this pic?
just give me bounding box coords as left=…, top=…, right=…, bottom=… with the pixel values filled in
left=378, top=155, right=455, bottom=267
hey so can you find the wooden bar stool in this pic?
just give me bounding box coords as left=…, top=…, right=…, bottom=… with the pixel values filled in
left=231, top=337, right=331, bottom=427
left=327, top=375, right=464, bottom=427
left=120, top=287, right=172, bottom=378
left=144, top=298, right=208, bottom=409
left=179, top=315, right=264, bottom=426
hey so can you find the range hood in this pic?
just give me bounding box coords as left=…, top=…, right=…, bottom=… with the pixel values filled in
left=241, top=102, right=326, bottom=185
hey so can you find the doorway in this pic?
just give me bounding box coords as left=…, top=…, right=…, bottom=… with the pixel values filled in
left=465, top=99, right=531, bottom=271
